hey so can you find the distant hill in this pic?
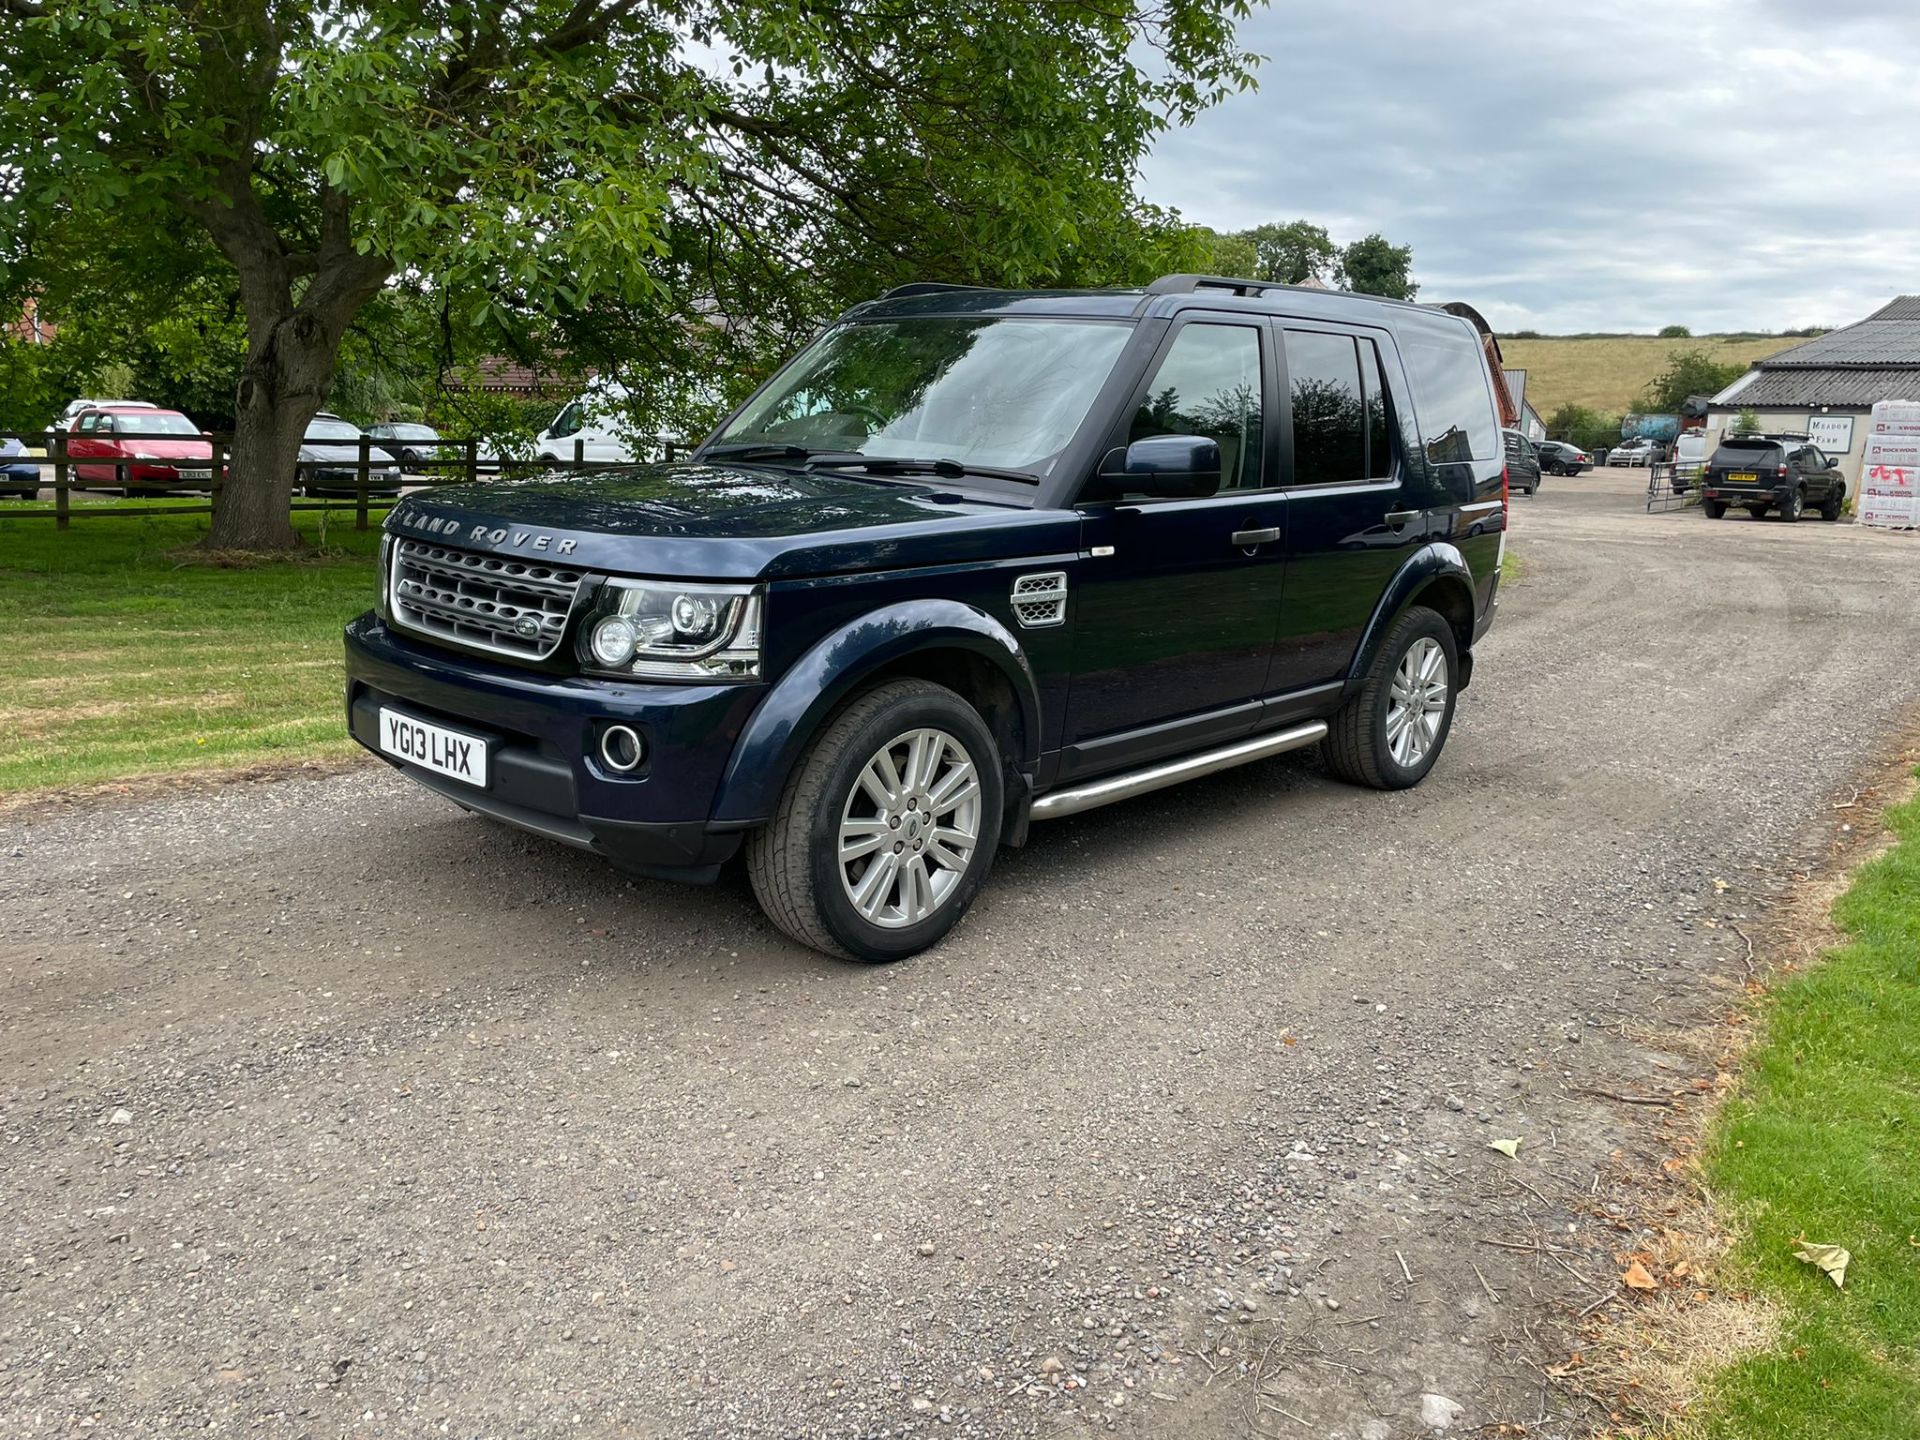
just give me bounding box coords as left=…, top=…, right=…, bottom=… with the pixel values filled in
left=1500, top=334, right=1807, bottom=417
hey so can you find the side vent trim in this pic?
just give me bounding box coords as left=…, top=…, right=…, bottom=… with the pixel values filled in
left=1011, top=571, right=1068, bottom=629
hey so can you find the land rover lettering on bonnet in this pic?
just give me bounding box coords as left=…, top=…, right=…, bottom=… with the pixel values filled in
left=344, top=275, right=1507, bottom=961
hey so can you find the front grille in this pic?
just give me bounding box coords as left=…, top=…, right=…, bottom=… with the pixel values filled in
left=389, top=538, right=585, bottom=661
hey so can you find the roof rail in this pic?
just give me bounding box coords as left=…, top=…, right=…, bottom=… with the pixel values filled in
left=880, top=282, right=991, bottom=300
left=1144, top=274, right=1273, bottom=298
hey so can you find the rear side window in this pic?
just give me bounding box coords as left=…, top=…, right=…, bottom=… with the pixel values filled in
left=1395, top=312, right=1498, bottom=464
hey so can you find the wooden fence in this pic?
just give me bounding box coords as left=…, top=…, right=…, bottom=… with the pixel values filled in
left=0, top=429, right=687, bottom=532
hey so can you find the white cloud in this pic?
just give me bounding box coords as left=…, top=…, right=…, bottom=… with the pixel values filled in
left=1141, top=0, right=1920, bottom=331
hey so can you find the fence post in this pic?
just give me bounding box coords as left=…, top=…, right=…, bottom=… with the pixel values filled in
left=209, top=435, right=225, bottom=520
left=355, top=434, right=371, bottom=531
left=466, top=437, right=477, bottom=486
left=52, top=430, right=69, bottom=531
left=573, top=437, right=584, bottom=469
left=665, top=438, right=677, bottom=463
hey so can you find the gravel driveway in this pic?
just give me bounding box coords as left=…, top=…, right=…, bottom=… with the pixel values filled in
left=5, top=471, right=1918, bottom=1438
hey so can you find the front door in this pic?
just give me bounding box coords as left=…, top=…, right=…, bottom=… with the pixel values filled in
left=1265, top=323, right=1428, bottom=693
left=1064, top=317, right=1285, bottom=765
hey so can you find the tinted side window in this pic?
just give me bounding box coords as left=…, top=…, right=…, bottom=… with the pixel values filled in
left=1130, top=323, right=1263, bottom=490
left=1396, top=311, right=1498, bottom=463
left=1283, top=329, right=1366, bottom=486
left=1358, top=339, right=1394, bottom=479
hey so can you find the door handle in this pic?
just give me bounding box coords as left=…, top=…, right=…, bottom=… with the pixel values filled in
left=1231, top=526, right=1281, bottom=547
left=1383, top=509, right=1422, bottom=530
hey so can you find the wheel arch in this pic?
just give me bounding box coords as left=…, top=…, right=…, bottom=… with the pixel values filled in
left=711, top=599, right=1040, bottom=827
left=1345, top=544, right=1477, bottom=698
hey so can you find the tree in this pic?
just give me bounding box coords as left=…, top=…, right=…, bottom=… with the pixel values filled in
left=3, top=1, right=1258, bottom=550
left=1336, top=234, right=1416, bottom=300
left=1545, top=402, right=1619, bottom=454
left=1658, top=324, right=1691, bottom=338
left=1733, top=407, right=1761, bottom=435
left=1640, top=348, right=1749, bottom=414
left=1236, top=220, right=1336, bottom=285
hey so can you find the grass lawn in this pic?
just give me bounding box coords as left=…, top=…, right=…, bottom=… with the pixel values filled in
left=1502, top=334, right=1805, bottom=417
left=0, top=507, right=383, bottom=795
left=1692, top=783, right=1920, bottom=1437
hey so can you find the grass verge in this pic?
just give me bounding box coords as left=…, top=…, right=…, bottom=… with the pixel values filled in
left=0, top=509, right=380, bottom=795
left=1685, top=778, right=1920, bottom=1437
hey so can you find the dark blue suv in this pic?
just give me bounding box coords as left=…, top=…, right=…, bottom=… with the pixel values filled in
left=344, top=275, right=1508, bottom=960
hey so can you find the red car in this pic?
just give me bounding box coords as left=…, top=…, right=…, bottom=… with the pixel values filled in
left=67, top=406, right=214, bottom=491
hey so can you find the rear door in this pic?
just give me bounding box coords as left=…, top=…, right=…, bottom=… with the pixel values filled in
left=1263, top=322, right=1424, bottom=696
left=1063, top=315, right=1284, bottom=767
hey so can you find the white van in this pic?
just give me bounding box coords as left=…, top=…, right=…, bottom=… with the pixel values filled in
left=1672, top=430, right=1708, bottom=490
left=534, top=384, right=634, bottom=464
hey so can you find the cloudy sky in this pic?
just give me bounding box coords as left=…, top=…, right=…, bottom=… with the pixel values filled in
left=1139, top=0, right=1920, bottom=334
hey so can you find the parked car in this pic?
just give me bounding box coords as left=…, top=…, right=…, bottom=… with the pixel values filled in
left=1503, top=429, right=1543, bottom=494
left=1, top=435, right=40, bottom=498
left=299, top=414, right=403, bottom=495
left=1700, top=434, right=1847, bottom=522
left=66, top=406, right=213, bottom=492
left=366, top=422, right=444, bottom=472
left=56, top=397, right=156, bottom=428
left=346, top=274, right=1508, bottom=961
left=1670, top=430, right=1709, bottom=491
left=1535, top=440, right=1591, bottom=475
left=1606, top=436, right=1665, bottom=467
left=535, top=384, right=636, bottom=464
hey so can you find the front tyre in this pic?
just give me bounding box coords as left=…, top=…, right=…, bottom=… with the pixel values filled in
left=747, top=679, right=1003, bottom=962
left=1322, top=606, right=1459, bottom=791
left=1821, top=490, right=1844, bottom=521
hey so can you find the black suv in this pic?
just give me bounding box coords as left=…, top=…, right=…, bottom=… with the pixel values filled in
left=1503, top=429, right=1543, bottom=494
left=1701, top=435, right=1847, bottom=521
left=345, top=275, right=1507, bottom=960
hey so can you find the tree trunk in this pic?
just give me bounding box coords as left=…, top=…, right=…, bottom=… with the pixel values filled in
left=206, top=309, right=343, bottom=551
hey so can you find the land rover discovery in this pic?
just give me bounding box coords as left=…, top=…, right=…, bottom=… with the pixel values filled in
left=344, top=275, right=1508, bottom=960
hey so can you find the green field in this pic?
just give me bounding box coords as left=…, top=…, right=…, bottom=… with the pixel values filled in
left=1502, top=335, right=1805, bottom=417
left=1691, top=781, right=1920, bottom=1438
left=0, top=509, right=380, bottom=795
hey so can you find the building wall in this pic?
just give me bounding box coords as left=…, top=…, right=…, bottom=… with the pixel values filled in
left=1703, top=407, right=1872, bottom=494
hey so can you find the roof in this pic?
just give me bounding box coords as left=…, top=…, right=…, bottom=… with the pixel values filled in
left=1709, top=367, right=1920, bottom=410
left=1757, top=296, right=1920, bottom=368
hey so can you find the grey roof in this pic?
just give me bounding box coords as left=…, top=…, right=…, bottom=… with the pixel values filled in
left=1708, top=367, right=1920, bottom=409
left=1760, top=296, right=1920, bottom=368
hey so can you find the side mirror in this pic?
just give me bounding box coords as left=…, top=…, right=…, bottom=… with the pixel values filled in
left=1097, top=435, right=1222, bottom=498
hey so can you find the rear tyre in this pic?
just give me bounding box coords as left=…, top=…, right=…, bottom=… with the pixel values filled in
left=1322, top=606, right=1458, bottom=791
left=1779, top=488, right=1802, bottom=523
left=747, top=678, right=1003, bottom=962
left=1704, top=500, right=1727, bottom=519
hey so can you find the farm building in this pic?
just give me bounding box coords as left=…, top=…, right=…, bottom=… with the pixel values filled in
left=1706, top=296, right=1920, bottom=484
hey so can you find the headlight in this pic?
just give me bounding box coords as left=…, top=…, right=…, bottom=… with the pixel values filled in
left=375, top=534, right=394, bottom=621
left=578, top=580, right=762, bottom=681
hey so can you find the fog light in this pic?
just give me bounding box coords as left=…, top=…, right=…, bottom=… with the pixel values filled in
left=590, top=615, right=639, bottom=668
left=600, top=724, right=644, bottom=773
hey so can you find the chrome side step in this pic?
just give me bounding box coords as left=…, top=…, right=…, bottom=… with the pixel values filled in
left=1030, top=720, right=1329, bottom=822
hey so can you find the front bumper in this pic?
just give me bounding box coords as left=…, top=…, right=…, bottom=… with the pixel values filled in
left=344, top=612, right=768, bottom=882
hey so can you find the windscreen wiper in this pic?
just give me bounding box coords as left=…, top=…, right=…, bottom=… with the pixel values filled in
left=702, top=442, right=835, bottom=462
left=805, top=455, right=1039, bottom=486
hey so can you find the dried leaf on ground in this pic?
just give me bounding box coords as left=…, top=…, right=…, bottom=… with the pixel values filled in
left=1488, top=1137, right=1522, bottom=1158
left=1622, top=1260, right=1660, bottom=1291
left=1792, top=1240, right=1850, bottom=1289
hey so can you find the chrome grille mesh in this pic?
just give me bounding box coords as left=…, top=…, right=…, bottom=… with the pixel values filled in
left=389, top=538, right=585, bottom=661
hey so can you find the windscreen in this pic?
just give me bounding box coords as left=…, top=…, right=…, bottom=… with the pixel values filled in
left=717, top=317, right=1134, bottom=474
left=115, top=412, right=199, bottom=436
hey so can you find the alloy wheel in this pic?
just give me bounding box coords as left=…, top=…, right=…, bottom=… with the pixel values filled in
left=1386, top=637, right=1449, bottom=768
left=838, top=727, right=982, bottom=930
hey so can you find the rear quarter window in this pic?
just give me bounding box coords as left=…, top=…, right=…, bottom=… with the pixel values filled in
left=1394, top=311, right=1499, bottom=464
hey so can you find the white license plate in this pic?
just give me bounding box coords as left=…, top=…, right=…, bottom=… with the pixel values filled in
left=176, top=468, right=211, bottom=481
left=379, top=707, right=489, bottom=788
